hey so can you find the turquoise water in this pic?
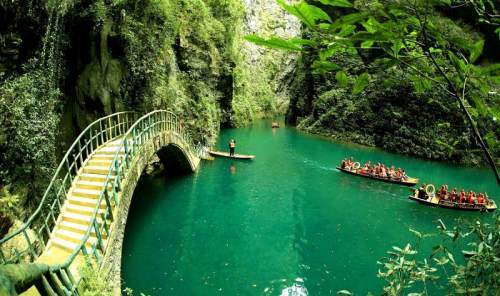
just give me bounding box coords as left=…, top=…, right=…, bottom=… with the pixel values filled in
left=121, top=120, right=499, bottom=295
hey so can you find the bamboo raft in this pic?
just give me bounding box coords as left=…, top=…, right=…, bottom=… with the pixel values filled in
left=336, top=167, right=418, bottom=186
left=209, top=150, right=255, bottom=160
left=409, top=190, right=497, bottom=212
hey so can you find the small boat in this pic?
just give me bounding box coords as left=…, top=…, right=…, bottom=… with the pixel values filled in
left=272, top=122, right=280, bottom=128
left=336, top=167, right=418, bottom=186
left=208, top=150, right=255, bottom=160
left=409, top=190, right=497, bottom=212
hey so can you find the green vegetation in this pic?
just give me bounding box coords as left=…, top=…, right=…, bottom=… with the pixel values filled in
left=346, top=215, right=500, bottom=295
left=247, top=0, right=500, bottom=180
left=246, top=0, right=500, bottom=294
left=0, top=0, right=290, bottom=230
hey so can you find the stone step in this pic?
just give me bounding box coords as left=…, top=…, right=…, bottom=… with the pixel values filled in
left=79, top=173, right=116, bottom=182
left=106, top=139, right=133, bottom=147
left=75, top=180, right=111, bottom=191
left=64, top=203, right=108, bottom=216
left=90, top=154, right=115, bottom=161
left=83, top=165, right=116, bottom=175
left=72, top=188, right=102, bottom=199
left=51, top=237, right=93, bottom=254
left=67, top=196, right=106, bottom=208
left=87, top=157, right=124, bottom=168
left=98, top=146, right=125, bottom=155
left=88, top=158, right=113, bottom=167
left=61, top=212, right=109, bottom=225
left=58, top=221, right=105, bottom=238
left=55, top=229, right=106, bottom=247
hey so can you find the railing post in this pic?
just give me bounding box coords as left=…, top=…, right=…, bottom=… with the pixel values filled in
left=104, top=123, right=108, bottom=143
left=78, top=140, right=84, bottom=167
left=72, top=153, right=78, bottom=175
left=65, top=158, right=72, bottom=185
left=117, top=113, right=121, bottom=135
left=103, top=191, right=113, bottom=220
left=101, top=212, right=110, bottom=236
left=90, top=128, right=94, bottom=152
left=46, top=271, right=65, bottom=296
left=93, top=220, right=104, bottom=252
left=35, top=228, right=46, bottom=250
left=35, top=274, right=58, bottom=296
left=114, top=161, right=121, bottom=189
left=132, top=128, right=136, bottom=154
left=108, top=117, right=113, bottom=139
left=124, top=140, right=130, bottom=169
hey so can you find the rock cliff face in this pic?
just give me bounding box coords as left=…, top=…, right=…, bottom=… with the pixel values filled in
left=0, top=0, right=302, bottom=221
left=236, top=0, right=301, bottom=120
left=283, top=9, right=499, bottom=165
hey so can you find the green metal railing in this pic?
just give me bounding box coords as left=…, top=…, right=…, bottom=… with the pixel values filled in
left=0, top=110, right=198, bottom=295
left=0, top=112, right=137, bottom=265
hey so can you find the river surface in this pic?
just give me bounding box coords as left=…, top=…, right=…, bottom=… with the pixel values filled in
left=121, top=120, right=498, bottom=295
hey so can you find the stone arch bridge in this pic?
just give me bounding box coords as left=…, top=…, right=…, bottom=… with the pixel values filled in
left=0, top=110, right=202, bottom=295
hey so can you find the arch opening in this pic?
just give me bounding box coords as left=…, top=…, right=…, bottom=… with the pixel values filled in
left=156, top=144, right=194, bottom=175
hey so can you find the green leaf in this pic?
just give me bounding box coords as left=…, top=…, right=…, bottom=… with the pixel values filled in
left=311, top=60, right=340, bottom=74
left=362, top=17, right=380, bottom=33
left=462, top=250, right=477, bottom=257
left=361, top=40, right=374, bottom=48
left=409, top=228, right=422, bottom=239
left=448, top=52, right=468, bottom=74
left=316, top=0, right=353, bottom=8
left=338, top=24, right=356, bottom=36
left=391, top=40, right=404, bottom=57
left=244, top=35, right=305, bottom=51
left=277, top=0, right=332, bottom=29
left=469, top=39, right=484, bottom=63
left=336, top=71, right=349, bottom=87
left=352, top=72, right=369, bottom=94
left=327, top=12, right=368, bottom=31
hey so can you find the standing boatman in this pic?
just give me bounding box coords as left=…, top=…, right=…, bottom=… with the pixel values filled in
left=228, top=139, right=236, bottom=157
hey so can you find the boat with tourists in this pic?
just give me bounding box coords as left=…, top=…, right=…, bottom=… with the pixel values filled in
left=336, top=158, right=418, bottom=186
left=409, top=184, right=497, bottom=211
left=272, top=122, right=280, bottom=128
left=208, top=150, right=255, bottom=160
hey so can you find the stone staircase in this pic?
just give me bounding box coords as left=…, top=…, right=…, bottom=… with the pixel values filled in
left=41, top=138, right=125, bottom=261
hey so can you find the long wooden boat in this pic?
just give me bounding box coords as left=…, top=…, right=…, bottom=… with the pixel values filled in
left=409, top=191, right=497, bottom=212
left=336, top=167, right=418, bottom=186
left=209, top=150, right=255, bottom=160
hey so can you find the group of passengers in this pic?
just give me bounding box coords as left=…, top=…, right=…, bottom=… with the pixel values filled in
left=417, top=184, right=490, bottom=206
left=340, top=157, right=356, bottom=170
left=340, top=158, right=408, bottom=181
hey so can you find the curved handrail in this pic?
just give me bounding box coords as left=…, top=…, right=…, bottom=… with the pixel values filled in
left=58, top=110, right=197, bottom=270
left=1, top=110, right=199, bottom=295
left=0, top=111, right=137, bottom=263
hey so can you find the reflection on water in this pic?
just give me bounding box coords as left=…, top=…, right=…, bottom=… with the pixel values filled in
left=229, top=164, right=237, bottom=174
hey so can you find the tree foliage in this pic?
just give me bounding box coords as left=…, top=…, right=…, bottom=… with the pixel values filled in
left=247, top=0, right=500, bottom=182
left=0, top=69, right=60, bottom=212
left=373, top=216, right=500, bottom=295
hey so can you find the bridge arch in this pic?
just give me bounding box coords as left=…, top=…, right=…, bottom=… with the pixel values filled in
left=0, top=110, right=201, bottom=295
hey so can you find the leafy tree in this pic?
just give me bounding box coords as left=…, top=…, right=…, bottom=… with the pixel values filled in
left=246, top=0, right=500, bottom=183
left=0, top=69, right=60, bottom=211
left=374, top=216, right=500, bottom=295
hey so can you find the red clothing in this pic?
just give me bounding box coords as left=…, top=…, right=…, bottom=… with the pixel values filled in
left=467, top=194, right=474, bottom=204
